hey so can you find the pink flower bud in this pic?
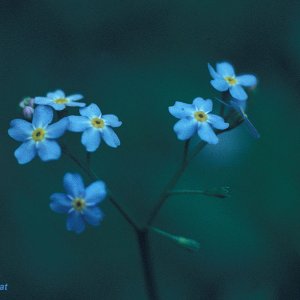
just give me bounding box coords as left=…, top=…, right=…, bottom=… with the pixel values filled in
left=23, top=106, right=34, bottom=120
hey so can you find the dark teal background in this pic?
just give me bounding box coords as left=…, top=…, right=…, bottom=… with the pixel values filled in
left=1, top=0, right=300, bottom=299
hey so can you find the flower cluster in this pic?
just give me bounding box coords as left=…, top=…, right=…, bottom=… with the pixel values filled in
left=169, top=61, right=258, bottom=143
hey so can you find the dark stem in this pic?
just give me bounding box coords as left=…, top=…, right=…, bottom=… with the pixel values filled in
left=147, top=140, right=191, bottom=226
left=137, top=230, right=159, bottom=300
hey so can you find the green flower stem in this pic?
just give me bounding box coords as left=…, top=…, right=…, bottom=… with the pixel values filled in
left=61, top=145, right=138, bottom=231
left=167, top=188, right=230, bottom=199
left=146, top=139, right=191, bottom=226
left=137, top=230, right=159, bottom=300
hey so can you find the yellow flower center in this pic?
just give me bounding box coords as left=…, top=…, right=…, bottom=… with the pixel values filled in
left=194, top=111, right=208, bottom=122
left=54, top=98, right=69, bottom=104
left=32, top=128, right=46, bottom=142
left=72, top=198, right=86, bottom=212
left=91, top=117, right=105, bottom=128
left=224, top=76, right=237, bottom=86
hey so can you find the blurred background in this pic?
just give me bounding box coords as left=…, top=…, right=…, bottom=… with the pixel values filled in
left=0, top=0, right=299, bottom=299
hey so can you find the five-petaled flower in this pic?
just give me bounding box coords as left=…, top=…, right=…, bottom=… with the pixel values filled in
left=169, top=97, right=229, bottom=144
left=34, top=89, right=86, bottom=111
left=8, top=105, right=68, bottom=164
left=50, top=173, right=106, bottom=234
left=68, top=103, right=122, bottom=152
left=208, top=62, right=257, bottom=101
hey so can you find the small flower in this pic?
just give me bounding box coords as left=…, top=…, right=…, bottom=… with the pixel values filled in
left=208, top=62, right=257, bottom=101
left=169, top=97, right=229, bottom=144
left=19, top=97, right=34, bottom=109
left=8, top=105, right=68, bottom=164
left=68, top=103, right=122, bottom=152
left=50, top=173, right=106, bottom=234
left=34, top=89, right=86, bottom=111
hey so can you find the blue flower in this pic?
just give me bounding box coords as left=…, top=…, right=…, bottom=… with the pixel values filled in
left=8, top=105, right=68, bottom=164
left=68, top=103, right=122, bottom=152
left=50, top=173, right=106, bottom=234
left=34, top=89, right=86, bottom=111
left=208, top=62, right=257, bottom=101
left=169, top=97, right=229, bottom=144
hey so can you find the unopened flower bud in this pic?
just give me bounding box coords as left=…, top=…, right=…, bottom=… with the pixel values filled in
left=23, top=106, right=34, bottom=120
left=19, top=97, right=33, bottom=109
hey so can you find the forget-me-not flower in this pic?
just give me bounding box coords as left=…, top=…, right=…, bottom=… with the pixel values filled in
left=8, top=105, right=68, bottom=164
left=34, top=89, right=86, bottom=111
left=169, top=97, right=229, bottom=144
left=68, top=103, right=122, bottom=152
left=50, top=173, right=106, bottom=234
left=208, top=62, right=257, bottom=101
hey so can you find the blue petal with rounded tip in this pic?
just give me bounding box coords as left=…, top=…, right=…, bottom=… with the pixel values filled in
left=174, top=118, right=197, bottom=140
left=47, top=118, right=68, bottom=139
left=230, top=85, right=247, bottom=101
left=66, top=211, right=85, bottom=234
left=198, top=123, right=218, bottom=144
left=8, top=119, right=32, bottom=141
left=50, top=193, right=72, bottom=213
left=207, top=63, right=220, bottom=79
left=52, top=90, right=65, bottom=98
left=34, top=97, right=52, bottom=105
left=68, top=116, right=90, bottom=132
left=82, top=128, right=101, bottom=152
left=216, top=62, right=235, bottom=76
left=63, top=173, right=85, bottom=198
left=83, top=207, right=104, bottom=226
left=14, top=140, right=36, bottom=164
left=102, top=127, right=120, bottom=148
left=68, top=94, right=83, bottom=101
left=80, top=103, right=101, bottom=118
left=66, top=102, right=86, bottom=107
left=37, top=140, right=61, bottom=161
left=85, top=181, right=107, bottom=204
left=32, top=105, right=54, bottom=127
left=48, top=102, right=66, bottom=111
left=168, top=101, right=194, bottom=118
left=211, top=78, right=229, bottom=92
left=208, top=114, right=229, bottom=130
left=102, top=114, right=122, bottom=127
left=193, top=98, right=213, bottom=113
left=237, top=75, right=257, bottom=87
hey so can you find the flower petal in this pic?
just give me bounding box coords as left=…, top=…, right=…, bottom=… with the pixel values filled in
left=102, top=114, right=122, bottom=127
left=236, top=75, right=257, bottom=87
left=68, top=116, right=90, bottom=132
left=210, top=78, right=229, bottom=92
left=63, top=173, right=85, bottom=198
left=101, top=127, right=120, bottom=148
left=46, top=117, right=68, bottom=139
left=32, top=105, right=53, bottom=128
left=66, top=211, right=85, bottom=234
left=66, top=102, right=86, bottom=108
left=37, top=140, right=61, bottom=161
left=52, top=90, right=65, bottom=98
left=14, top=140, right=36, bottom=164
left=208, top=114, right=229, bottom=130
left=216, top=62, right=235, bottom=76
left=193, top=98, right=213, bottom=113
left=198, top=123, right=219, bottom=144
left=85, top=181, right=107, bottom=205
left=34, top=97, right=52, bottom=105
left=50, top=193, right=72, bottom=213
left=207, top=63, right=220, bottom=79
left=168, top=101, right=194, bottom=118
left=81, top=128, right=101, bottom=152
left=67, top=94, right=83, bottom=101
left=229, top=85, right=248, bottom=101
left=8, top=119, right=32, bottom=142
left=48, top=102, right=66, bottom=111
left=83, top=207, right=104, bottom=226
left=173, top=118, right=197, bottom=140
left=80, top=103, right=101, bottom=118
